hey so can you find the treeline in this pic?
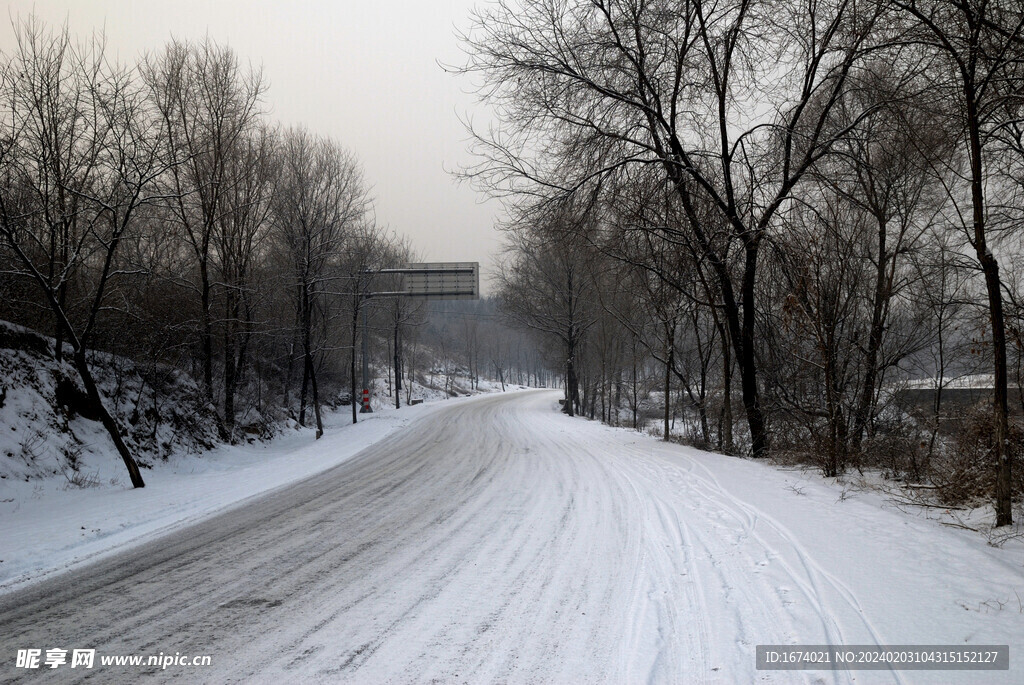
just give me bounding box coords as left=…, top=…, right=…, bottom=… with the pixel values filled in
left=0, top=19, right=514, bottom=487
left=464, top=0, right=1024, bottom=524
left=419, top=298, right=557, bottom=394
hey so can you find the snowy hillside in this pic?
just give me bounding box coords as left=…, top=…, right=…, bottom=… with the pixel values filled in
left=0, top=321, right=221, bottom=485
left=0, top=317, right=512, bottom=486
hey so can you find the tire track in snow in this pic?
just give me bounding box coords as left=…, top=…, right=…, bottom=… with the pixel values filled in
left=1, top=390, right=913, bottom=684
left=596, top=440, right=824, bottom=685
left=680, top=456, right=901, bottom=654
left=620, top=442, right=907, bottom=685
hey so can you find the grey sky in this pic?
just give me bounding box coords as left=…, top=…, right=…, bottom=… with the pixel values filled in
left=1, top=0, right=501, bottom=289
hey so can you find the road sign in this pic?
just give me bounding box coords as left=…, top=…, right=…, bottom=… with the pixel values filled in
left=399, top=262, right=479, bottom=300
left=360, top=262, right=480, bottom=413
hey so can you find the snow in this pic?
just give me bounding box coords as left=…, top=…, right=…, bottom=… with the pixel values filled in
left=0, top=321, right=222, bottom=484
left=903, top=373, right=1019, bottom=390
left=1, top=389, right=1021, bottom=684
left=0, top=384, right=521, bottom=595
left=0, top=316, right=521, bottom=594
left=520, top=397, right=1024, bottom=683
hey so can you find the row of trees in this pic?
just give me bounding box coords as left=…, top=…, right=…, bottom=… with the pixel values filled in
left=0, top=20, right=466, bottom=487
left=464, top=0, right=1024, bottom=524
left=421, top=298, right=555, bottom=393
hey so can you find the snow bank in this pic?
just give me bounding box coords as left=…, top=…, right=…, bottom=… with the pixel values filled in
left=0, top=321, right=221, bottom=485
left=0, top=332, right=528, bottom=595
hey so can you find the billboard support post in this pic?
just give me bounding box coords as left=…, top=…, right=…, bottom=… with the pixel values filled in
left=359, top=262, right=479, bottom=416
left=360, top=304, right=372, bottom=413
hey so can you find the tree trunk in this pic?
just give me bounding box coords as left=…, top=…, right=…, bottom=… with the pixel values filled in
left=722, top=343, right=733, bottom=454
left=926, top=316, right=945, bottom=465
left=351, top=306, right=359, bottom=425
left=668, top=172, right=767, bottom=458
left=298, top=355, right=309, bottom=426
left=200, top=261, right=214, bottom=407
left=306, top=350, right=323, bottom=439
left=565, top=346, right=577, bottom=417
left=664, top=328, right=674, bottom=441
left=967, top=91, right=1012, bottom=526
left=55, top=282, right=66, bottom=363
left=73, top=350, right=145, bottom=488
left=282, top=310, right=300, bottom=409
left=852, top=215, right=889, bottom=455
left=223, top=295, right=237, bottom=439
left=738, top=242, right=768, bottom=457
left=298, top=286, right=310, bottom=427
left=632, top=352, right=638, bottom=431
left=302, top=311, right=322, bottom=438
left=979, top=239, right=1012, bottom=527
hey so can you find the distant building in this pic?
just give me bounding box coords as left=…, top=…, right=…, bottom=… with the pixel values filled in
left=896, top=375, right=1023, bottom=425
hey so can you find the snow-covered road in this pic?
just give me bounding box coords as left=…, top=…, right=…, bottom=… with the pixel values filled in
left=1, top=390, right=1021, bottom=683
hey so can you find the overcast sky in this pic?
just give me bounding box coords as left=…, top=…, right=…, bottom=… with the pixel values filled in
left=1, top=0, right=502, bottom=289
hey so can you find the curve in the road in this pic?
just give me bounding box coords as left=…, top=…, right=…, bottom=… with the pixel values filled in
left=1, top=390, right=897, bottom=684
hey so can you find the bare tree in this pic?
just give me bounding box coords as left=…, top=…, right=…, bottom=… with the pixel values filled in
left=215, top=123, right=278, bottom=437
left=908, top=228, right=975, bottom=464
left=380, top=238, right=423, bottom=409
left=142, top=38, right=266, bottom=415
left=272, top=127, right=370, bottom=438
left=462, top=0, right=884, bottom=457
left=817, top=62, right=951, bottom=454
left=0, top=19, right=167, bottom=487
left=342, top=225, right=396, bottom=424
left=498, top=209, right=597, bottom=415
left=891, top=0, right=1024, bottom=525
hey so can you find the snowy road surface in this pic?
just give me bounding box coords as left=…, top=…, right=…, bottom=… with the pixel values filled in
left=1, top=390, right=1021, bottom=683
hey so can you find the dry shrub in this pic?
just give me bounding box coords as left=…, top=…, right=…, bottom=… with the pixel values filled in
left=0, top=324, right=50, bottom=355
left=859, top=431, right=928, bottom=482
left=932, top=404, right=1024, bottom=506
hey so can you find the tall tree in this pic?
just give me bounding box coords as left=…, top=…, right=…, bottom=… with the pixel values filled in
left=216, top=123, right=278, bottom=437
left=892, top=0, right=1024, bottom=525
left=272, top=128, right=370, bottom=438
left=0, top=19, right=167, bottom=487
left=463, top=0, right=883, bottom=456
left=499, top=209, right=597, bottom=415
left=142, top=38, right=266, bottom=416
